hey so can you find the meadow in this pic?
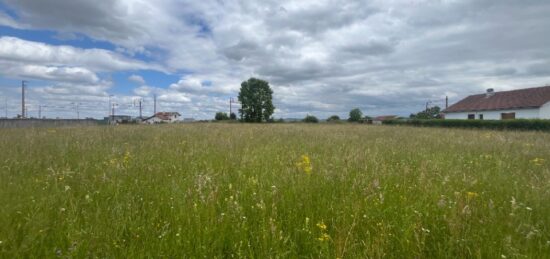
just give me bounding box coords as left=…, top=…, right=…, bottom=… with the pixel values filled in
left=0, top=123, right=549, bottom=258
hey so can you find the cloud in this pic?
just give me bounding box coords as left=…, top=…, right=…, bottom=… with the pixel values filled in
left=0, top=37, right=159, bottom=72
left=2, top=0, right=550, bottom=119
left=128, top=74, right=146, bottom=85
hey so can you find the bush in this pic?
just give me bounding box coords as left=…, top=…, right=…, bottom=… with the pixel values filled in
left=215, top=112, right=229, bottom=121
left=382, top=119, right=550, bottom=131
left=303, top=115, right=319, bottom=123
left=327, top=115, right=340, bottom=122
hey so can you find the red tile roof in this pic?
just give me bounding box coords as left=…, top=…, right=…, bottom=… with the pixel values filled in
left=444, top=86, right=550, bottom=113
left=144, top=112, right=181, bottom=121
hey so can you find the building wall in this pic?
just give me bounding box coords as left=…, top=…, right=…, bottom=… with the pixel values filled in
left=539, top=101, right=550, bottom=119
left=445, top=108, right=541, bottom=120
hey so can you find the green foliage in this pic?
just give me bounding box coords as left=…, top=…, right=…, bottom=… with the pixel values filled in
left=229, top=112, right=237, bottom=120
left=327, top=115, right=340, bottom=122
left=303, top=115, right=319, bottom=123
left=238, top=78, right=275, bottom=122
left=383, top=119, right=550, bottom=131
left=215, top=112, right=229, bottom=121
left=1, top=124, right=550, bottom=258
left=410, top=106, right=442, bottom=119
left=348, top=108, right=363, bottom=122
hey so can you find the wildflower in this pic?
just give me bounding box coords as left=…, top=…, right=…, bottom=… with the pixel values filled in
left=123, top=151, right=131, bottom=167
left=316, top=221, right=327, bottom=230
left=530, top=158, right=545, bottom=166
left=317, top=233, right=330, bottom=242
left=64, top=185, right=71, bottom=192
left=466, top=192, right=478, bottom=200
left=296, top=155, right=313, bottom=174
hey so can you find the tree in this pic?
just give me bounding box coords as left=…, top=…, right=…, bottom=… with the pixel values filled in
left=327, top=115, right=340, bottom=122
left=410, top=106, right=442, bottom=119
left=215, top=112, right=229, bottom=121
left=238, top=78, right=275, bottom=122
left=303, top=115, right=319, bottom=123
left=348, top=108, right=363, bottom=122
left=229, top=112, right=237, bottom=120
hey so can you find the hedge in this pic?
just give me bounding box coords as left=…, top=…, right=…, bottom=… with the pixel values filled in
left=382, top=119, right=550, bottom=131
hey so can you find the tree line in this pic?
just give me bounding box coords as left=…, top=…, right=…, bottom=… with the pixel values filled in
left=214, top=77, right=442, bottom=122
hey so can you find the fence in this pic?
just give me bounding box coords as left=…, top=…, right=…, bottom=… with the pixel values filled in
left=0, top=119, right=103, bottom=128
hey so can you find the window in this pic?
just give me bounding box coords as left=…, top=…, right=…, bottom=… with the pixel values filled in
left=479, top=114, right=484, bottom=120
left=501, top=112, right=516, bottom=120
left=468, top=114, right=475, bottom=120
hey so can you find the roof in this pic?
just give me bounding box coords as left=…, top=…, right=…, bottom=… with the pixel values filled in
left=373, top=115, right=398, bottom=121
left=144, top=112, right=181, bottom=121
left=445, top=85, right=550, bottom=113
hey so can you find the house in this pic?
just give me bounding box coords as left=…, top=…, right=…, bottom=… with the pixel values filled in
left=444, top=86, right=550, bottom=120
left=143, top=112, right=181, bottom=124
left=372, top=115, right=398, bottom=124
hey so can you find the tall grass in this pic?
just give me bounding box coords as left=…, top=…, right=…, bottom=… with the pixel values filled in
left=0, top=124, right=549, bottom=258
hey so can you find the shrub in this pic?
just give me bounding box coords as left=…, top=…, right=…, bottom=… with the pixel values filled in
left=215, top=112, right=229, bottom=121
left=382, top=119, right=550, bottom=131
left=303, top=115, right=319, bottom=123
left=327, top=115, right=340, bottom=122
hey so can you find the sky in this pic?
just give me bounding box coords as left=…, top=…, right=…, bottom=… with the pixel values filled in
left=1, top=0, right=550, bottom=120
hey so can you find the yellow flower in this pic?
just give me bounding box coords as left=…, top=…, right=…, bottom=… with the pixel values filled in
left=123, top=151, right=131, bottom=167
left=316, top=221, right=327, bottom=230
left=466, top=191, right=478, bottom=200
left=530, top=158, right=545, bottom=166
left=296, top=155, right=313, bottom=174
left=317, top=233, right=330, bottom=242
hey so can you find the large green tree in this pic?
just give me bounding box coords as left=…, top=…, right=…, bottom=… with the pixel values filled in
left=348, top=108, right=363, bottom=122
left=238, top=78, right=275, bottom=122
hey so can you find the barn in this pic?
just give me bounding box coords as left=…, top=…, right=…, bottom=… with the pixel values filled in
left=444, top=86, right=550, bottom=120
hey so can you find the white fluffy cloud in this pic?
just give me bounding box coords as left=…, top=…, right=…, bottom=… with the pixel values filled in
left=128, top=74, right=146, bottom=85
left=2, top=0, right=550, bottom=119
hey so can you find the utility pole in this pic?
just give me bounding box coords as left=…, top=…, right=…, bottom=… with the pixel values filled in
left=153, top=94, right=157, bottom=114
left=134, top=98, right=143, bottom=119
left=71, top=102, right=80, bottom=119
left=4, top=98, right=7, bottom=118
left=139, top=99, right=143, bottom=119
left=425, top=101, right=432, bottom=112
left=108, top=95, right=114, bottom=117
left=112, top=103, right=116, bottom=118
left=38, top=105, right=41, bottom=119
left=230, top=97, right=240, bottom=120
left=445, top=96, right=448, bottom=109
left=21, top=80, right=27, bottom=118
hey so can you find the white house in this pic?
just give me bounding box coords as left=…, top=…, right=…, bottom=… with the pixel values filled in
left=143, top=112, right=181, bottom=124
left=444, top=86, right=550, bottom=120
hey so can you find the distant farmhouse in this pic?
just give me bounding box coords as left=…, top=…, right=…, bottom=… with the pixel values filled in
left=143, top=112, right=181, bottom=124
left=444, top=86, right=550, bottom=120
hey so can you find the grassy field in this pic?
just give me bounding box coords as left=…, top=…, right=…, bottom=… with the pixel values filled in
left=1, top=124, right=549, bottom=258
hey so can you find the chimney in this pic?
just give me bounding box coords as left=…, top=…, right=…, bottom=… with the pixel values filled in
left=486, top=88, right=495, bottom=98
